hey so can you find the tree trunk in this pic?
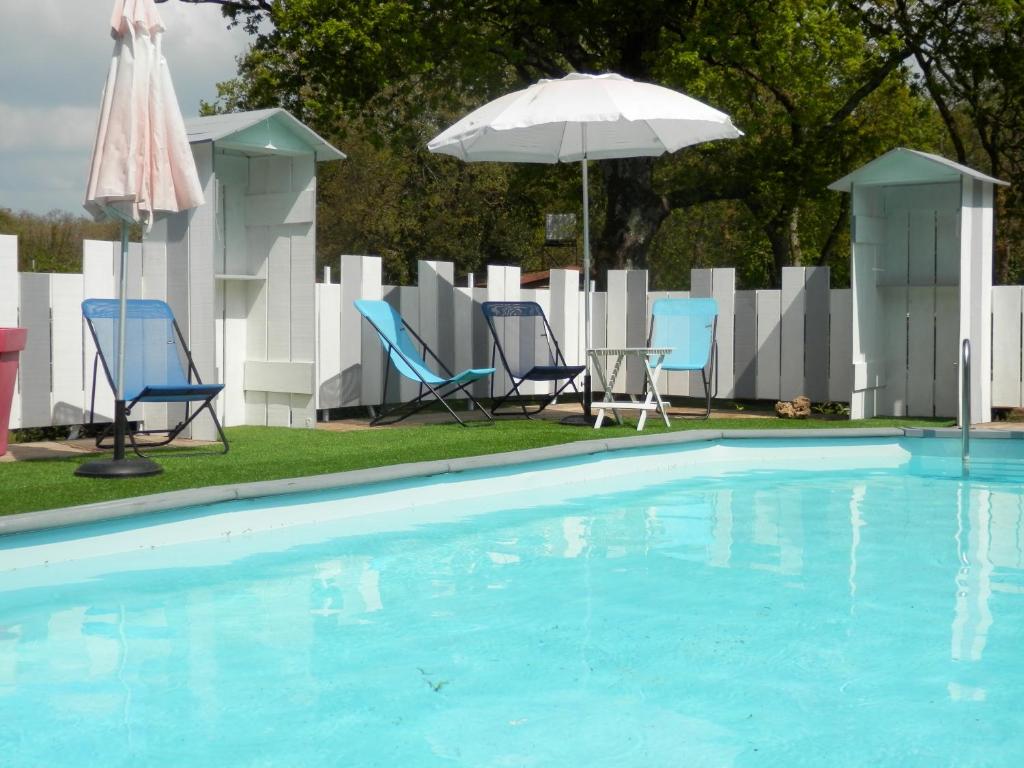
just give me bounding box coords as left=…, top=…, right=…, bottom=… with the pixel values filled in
left=594, top=157, right=670, bottom=283
left=764, top=209, right=797, bottom=287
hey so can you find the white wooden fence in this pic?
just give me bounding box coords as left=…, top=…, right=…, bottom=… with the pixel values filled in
left=313, top=256, right=857, bottom=414
left=5, top=235, right=1024, bottom=431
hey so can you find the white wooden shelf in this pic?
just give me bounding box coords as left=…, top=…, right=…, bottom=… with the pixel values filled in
left=214, top=273, right=266, bottom=282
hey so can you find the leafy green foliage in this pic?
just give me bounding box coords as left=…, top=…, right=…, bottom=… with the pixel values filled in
left=314, top=118, right=588, bottom=283
left=0, top=208, right=123, bottom=273
left=887, top=0, right=1024, bottom=283
left=178, top=0, right=1016, bottom=287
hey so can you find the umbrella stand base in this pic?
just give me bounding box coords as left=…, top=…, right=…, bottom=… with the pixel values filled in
left=560, top=372, right=605, bottom=427
left=559, top=413, right=604, bottom=427
left=75, top=457, right=163, bottom=478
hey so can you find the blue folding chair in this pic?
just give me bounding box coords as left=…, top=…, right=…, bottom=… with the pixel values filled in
left=648, top=298, right=718, bottom=418
left=354, top=299, right=495, bottom=426
left=83, top=299, right=228, bottom=454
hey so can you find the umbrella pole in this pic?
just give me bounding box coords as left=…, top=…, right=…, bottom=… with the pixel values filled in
left=582, top=157, right=593, bottom=419
left=113, top=219, right=130, bottom=462
left=75, top=216, right=162, bottom=479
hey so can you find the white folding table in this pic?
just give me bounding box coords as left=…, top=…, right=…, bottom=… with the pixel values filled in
left=587, top=346, right=672, bottom=430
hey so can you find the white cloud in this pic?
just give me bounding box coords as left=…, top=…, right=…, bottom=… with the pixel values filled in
left=0, top=0, right=252, bottom=214
left=0, top=102, right=99, bottom=151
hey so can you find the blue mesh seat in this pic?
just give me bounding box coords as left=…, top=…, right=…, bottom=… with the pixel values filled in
left=648, top=298, right=718, bottom=419
left=83, top=299, right=228, bottom=454
left=481, top=301, right=585, bottom=417
left=355, top=300, right=494, bottom=426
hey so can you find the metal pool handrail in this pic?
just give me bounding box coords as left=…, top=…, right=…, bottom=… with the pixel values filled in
left=962, top=338, right=971, bottom=474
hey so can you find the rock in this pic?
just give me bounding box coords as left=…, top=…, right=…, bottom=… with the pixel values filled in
left=775, top=400, right=795, bottom=418
left=792, top=395, right=811, bottom=418
left=775, top=395, right=812, bottom=419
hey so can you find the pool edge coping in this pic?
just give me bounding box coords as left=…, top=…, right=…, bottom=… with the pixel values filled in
left=3, top=426, right=1019, bottom=537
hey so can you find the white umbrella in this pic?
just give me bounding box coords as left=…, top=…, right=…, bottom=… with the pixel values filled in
left=428, top=72, right=741, bottom=414
left=78, top=0, right=205, bottom=477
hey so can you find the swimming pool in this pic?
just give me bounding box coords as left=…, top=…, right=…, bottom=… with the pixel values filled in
left=2, top=435, right=1024, bottom=766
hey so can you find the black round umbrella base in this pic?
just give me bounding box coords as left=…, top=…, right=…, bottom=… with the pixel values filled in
left=75, top=457, right=163, bottom=478
left=559, top=413, right=604, bottom=427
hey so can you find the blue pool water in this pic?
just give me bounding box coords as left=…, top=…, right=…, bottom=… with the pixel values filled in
left=2, top=437, right=1024, bottom=766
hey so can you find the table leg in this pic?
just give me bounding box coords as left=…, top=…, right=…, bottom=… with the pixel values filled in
left=589, top=352, right=614, bottom=429
left=604, top=354, right=627, bottom=425
left=646, top=354, right=670, bottom=428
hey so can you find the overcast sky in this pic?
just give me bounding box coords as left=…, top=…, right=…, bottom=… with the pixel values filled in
left=0, top=0, right=253, bottom=216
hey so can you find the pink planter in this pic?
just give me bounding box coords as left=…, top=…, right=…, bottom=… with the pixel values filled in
left=0, top=328, right=27, bottom=456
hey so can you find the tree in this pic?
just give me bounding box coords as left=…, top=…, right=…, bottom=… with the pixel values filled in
left=174, top=0, right=941, bottom=286
left=0, top=209, right=122, bottom=273
left=883, top=0, right=1024, bottom=282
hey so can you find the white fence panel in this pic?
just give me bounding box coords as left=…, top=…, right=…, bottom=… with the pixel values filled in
left=755, top=290, right=781, bottom=401
left=453, top=285, right=477, bottom=392
left=521, top=287, right=550, bottom=397
left=690, top=269, right=713, bottom=395
left=550, top=270, right=580, bottom=366
left=315, top=278, right=342, bottom=411
left=804, top=267, right=830, bottom=403
left=780, top=268, right=806, bottom=401
left=734, top=290, right=757, bottom=400
left=394, top=285, right=420, bottom=404
left=992, top=286, right=1023, bottom=408
left=711, top=269, right=736, bottom=399
left=18, top=274, right=51, bottom=429
left=50, top=273, right=86, bottom=426
left=338, top=254, right=382, bottom=407
left=605, top=270, right=628, bottom=394
left=471, top=287, right=491, bottom=399
left=622, top=270, right=649, bottom=393
left=82, top=240, right=116, bottom=424
left=487, top=265, right=521, bottom=398
left=828, top=289, right=853, bottom=404
left=1, top=236, right=20, bottom=429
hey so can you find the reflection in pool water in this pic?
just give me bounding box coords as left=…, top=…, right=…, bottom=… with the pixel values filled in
left=2, top=443, right=1024, bottom=766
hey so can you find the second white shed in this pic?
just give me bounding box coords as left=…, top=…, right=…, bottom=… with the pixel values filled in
left=829, top=148, right=1008, bottom=425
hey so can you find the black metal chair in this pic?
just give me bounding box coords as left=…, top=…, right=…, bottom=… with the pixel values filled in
left=481, top=300, right=585, bottom=417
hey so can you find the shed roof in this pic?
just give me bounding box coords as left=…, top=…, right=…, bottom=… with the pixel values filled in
left=828, top=147, right=1007, bottom=192
left=185, top=108, right=345, bottom=162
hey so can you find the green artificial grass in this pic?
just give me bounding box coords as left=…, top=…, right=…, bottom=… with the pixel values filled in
left=0, top=416, right=953, bottom=517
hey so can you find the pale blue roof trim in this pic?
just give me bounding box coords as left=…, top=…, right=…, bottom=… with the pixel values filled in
left=829, top=147, right=1008, bottom=192
left=185, top=108, right=345, bottom=162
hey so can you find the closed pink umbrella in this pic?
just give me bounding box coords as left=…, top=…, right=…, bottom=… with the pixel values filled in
left=78, top=0, right=205, bottom=478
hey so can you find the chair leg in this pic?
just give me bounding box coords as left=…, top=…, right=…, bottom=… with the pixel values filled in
left=126, top=398, right=230, bottom=456
left=371, top=380, right=493, bottom=427
left=701, top=369, right=712, bottom=419
left=489, top=377, right=530, bottom=416
left=490, top=377, right=580, bottom=418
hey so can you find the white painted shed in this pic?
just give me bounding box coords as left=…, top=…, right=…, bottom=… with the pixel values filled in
left=829, top=148, right=1008, bottom=424
left=148, top=108, right=344, bottom=437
